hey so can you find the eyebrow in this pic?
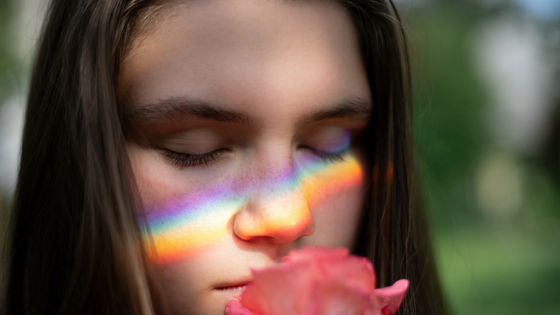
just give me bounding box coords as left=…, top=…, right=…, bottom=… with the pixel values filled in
left=123, top=98, right=251, bottom=125
left=123, top=97, right=372, bottom=126
left=299, top=98, right=372, bottom=125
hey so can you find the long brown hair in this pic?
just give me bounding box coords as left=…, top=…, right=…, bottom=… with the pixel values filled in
left=3, top=0, right=447, bottom=314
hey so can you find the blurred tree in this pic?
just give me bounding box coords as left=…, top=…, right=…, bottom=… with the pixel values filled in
left=406, top=2, right=489, bottom=231
left=404, top=2, right=560, bottom=315
left=0, top=0, right=17, bottom=104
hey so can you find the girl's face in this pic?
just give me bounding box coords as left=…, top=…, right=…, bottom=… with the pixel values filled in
left=119, top=0, right=371, bottom=314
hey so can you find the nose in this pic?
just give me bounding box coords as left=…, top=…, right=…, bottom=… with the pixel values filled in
left=233, top=172, right=315, bottom=244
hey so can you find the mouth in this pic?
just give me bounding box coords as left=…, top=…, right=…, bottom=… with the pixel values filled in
left=214, top=281, right=251, bottom=297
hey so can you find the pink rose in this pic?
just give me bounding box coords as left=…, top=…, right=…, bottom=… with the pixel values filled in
left=225, top=247, right=409, bottom=315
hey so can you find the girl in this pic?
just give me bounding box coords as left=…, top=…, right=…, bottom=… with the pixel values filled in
left=3, top=0, right=447, bottom=314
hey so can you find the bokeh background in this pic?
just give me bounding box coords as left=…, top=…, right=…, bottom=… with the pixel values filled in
left=0, top=0, right=559, bottom=314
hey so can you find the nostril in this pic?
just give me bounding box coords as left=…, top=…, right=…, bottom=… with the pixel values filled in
left=232, top=187, right=314, bottom=244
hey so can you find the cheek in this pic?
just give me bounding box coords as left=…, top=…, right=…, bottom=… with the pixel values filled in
left=128, top=144, right=178, bottom=205
left=299, top=157, right=365, bottom=247
left=128, top=145, right=238, bottom=263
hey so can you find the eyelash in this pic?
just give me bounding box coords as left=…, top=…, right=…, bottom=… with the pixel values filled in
left=163, top=149, right=225, bottom=168
left=304, top=147, right=349, bottom=164
left=163, top=147, right=350, bottom=168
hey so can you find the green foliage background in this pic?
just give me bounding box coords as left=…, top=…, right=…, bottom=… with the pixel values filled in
left=404, top=2, right=560, bottom=315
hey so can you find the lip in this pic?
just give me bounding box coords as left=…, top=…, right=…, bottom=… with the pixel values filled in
left=212, top=265, right=274, bottom=296
left=215, top=281, right=251, bottom=291
left=214, top=280, right=251, bottom=298
left=215, top=283, right=249, bottom=291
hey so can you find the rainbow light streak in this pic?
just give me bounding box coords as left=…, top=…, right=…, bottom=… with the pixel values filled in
left=143, top=157, right=364, bottom=264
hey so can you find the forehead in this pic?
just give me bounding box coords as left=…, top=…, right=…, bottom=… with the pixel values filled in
left=118, top=0, right=369, bottom=117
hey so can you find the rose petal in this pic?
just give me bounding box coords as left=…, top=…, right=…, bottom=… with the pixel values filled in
left=372, top=279, right=409, bottom=315
left=229, top=247, right=409, bottom=315
left=312, top=277, right=373, bottom=315
left=225, top=300, right=259, bottom=315
left=319, top=255, right=376, bottom=293
left=240, top=261, right=320, bottom=315
left=283, top=247, right=376, bottom=294
left=282, top=246, right=348, bottom=264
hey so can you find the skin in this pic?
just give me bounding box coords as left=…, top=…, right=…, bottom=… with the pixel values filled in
left=119, top=0, right=371, bottom=314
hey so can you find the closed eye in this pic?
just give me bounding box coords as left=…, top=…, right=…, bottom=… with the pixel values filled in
left=162, top=149, right=227, bottom=168
left=301, top=146, right=350, bottom=164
